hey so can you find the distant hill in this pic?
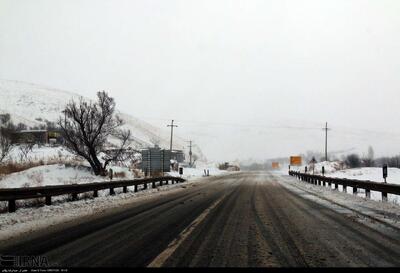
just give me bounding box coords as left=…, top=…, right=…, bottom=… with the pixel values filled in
left=0, top=79, right=204, bottom=160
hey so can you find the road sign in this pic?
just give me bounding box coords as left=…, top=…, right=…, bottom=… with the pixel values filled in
left=290, top=156, right=302, bottom=166
left=383, top=165, right=388, bottom=182
left=272, top=162, right=280, bottom=169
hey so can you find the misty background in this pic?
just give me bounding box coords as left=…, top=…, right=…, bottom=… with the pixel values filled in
left=1, top=0, right=400, bottom=162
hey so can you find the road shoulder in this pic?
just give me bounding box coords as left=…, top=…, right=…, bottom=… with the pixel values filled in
left=0, top=175, right=224, bottom=246
left=272, top=172, right=400, bottom=236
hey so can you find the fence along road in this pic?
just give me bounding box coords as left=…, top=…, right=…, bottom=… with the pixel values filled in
left=1, top=172, right=400, bottom=267
left=0, top=176, right=185, bottom=213
left=289, top=170, right=400, bottom=201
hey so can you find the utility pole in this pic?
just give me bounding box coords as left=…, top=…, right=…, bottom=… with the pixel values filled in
left=324, top=122, right=330, bottom=162
left=167, top=120, right=178, bottom=153
left=187, top=140, right=193, bottom=167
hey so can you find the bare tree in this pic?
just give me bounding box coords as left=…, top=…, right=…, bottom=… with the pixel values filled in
left=0, top=113, right=11, bottom=125
left=58, top=91, right=131, bottom=176
left=363, top=146, right=375, bottom=167
left=16, top=123, right=27, bottom=131
left=0, top=128, right=13, bottom=164
left=18, top=135, right=35, bottom=162
left=345, top=154, right=361, bottom=168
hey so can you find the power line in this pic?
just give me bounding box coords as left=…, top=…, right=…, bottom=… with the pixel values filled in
left=137, top=115, right=400, bottom=139
left=138, top=116, right=323, bottom=130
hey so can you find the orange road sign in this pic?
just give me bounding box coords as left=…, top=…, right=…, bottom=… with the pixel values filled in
left=290, top=156, right=302, bottom=166
left=272, top=162, right=280, bottom=169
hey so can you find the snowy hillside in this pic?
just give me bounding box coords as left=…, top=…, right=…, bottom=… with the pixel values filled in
left=0, top=79, right=200, bottom=157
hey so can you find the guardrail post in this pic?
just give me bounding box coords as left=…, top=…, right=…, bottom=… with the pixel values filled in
left=123, top=186, right=127, bottom=193
left=110, top=188, right=115, bottom=195
left=382, top=192, right=388, bottom=202
left=335, top=183, right=338, bottom=190
left=152, top=181, right=156, bottom=188
left=134, top=185, right=138, bottom=192
left=8, top=200, right=16, bottom=213
left=353, top=187, right=357, bottom=195
left=343, top=185, right=347, bottom=193
left=328, top=180, right=331, bottom=187
left=322, top=180, right=326, bottom=187
left=93, top=190, right=98, bottom=198
left=144, top=183, right=148, bottom=190
left=45, top=196, right=51, bottom=206
left=72, top=193, right=78, bottom=201
left=172, top=179, right=175, bottom=184
left=318, top=179, right=321, bottom=186
left=366, top=189, right=371, bottom=199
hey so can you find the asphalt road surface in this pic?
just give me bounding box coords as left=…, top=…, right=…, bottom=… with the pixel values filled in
left=2, top=172, right=400, bottom=267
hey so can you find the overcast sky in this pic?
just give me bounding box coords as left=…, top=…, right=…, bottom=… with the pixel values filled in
left=1, top=0, right=400, bottom=162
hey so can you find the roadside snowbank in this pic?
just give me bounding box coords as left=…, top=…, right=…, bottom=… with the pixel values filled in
left=273, top=172, right=400, bottom=232
left=282, top=160, right=400, bottom=203
left=0, top=164, right=134, bottom=189
left=0, top=175, right=211, bottom=242
left=325, top=167, right=400, bottom=184
left=286, top=161, right=343, bottom=175
left=274, top=166, right=400, bottom=204
left=167, top=165, right=227, bottom=180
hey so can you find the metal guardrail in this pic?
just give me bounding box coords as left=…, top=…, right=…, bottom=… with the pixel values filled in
left=288, top=171, right=400, bottom=201
left=0, top=176, right=185, bottom=213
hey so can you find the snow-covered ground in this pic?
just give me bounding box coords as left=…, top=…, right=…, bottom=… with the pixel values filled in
left=0, top=155, right=227, bottom=212
left=285, top=161, right=344, bottom=175
left=168, top=164, right=227, bottom=180
left=5, top=145, right=75, bottom=164
left=278, top=160, right=400, bottom=204
left=323, top=167, right=400, bottom=204
left=325, top=167, right=400, bottom=184
left=0, top=177, right=209, bottom=242
left=0, top=160, right=226, bottom=189
left=0, top=167, right=229, bottom=242
left=0, top=164, right=134, bottom=189
left=274, top=172, right=400, bottom=232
